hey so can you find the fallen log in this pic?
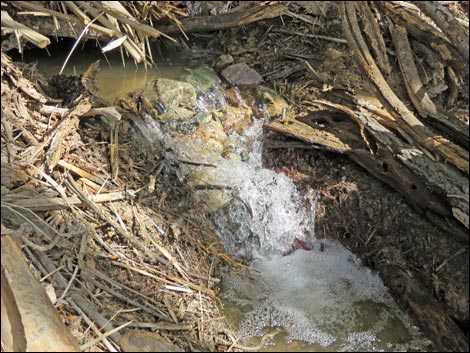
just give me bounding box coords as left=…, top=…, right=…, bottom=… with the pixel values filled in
left=157, top=3, right=287, bottom=35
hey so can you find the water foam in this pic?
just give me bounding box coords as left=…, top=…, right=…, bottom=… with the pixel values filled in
left=136, top=76, right=429, bottom=351
left=222, top=242, right=430, bottom=351
left=212, top=119, right=315, bottom=259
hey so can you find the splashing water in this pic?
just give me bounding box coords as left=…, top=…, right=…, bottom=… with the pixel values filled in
left=127, top=69, right=430, bottom=351
left=210, top=119, right=316, bottom=259
left=206, top=112, right=430, bottom=351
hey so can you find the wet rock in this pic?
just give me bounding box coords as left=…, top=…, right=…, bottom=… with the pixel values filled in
left=221, top=62, right=263, bottom=87
left=224, top=87, right=243, bottom=107
left=194, top=188, right=233, bottom=213
left=193, top=117, right=227, bottom=142
left=183, top=65, right=226, bottom=111
left=221, top=104, right=253, bottom=135
left=214, top=54, right=234, bottom=72
left=182, top=65, right=221, bottom=95
left=172, top=118, right=227, bottom=165
left=188, top=155, right=242, bottom=213
left=191, top=118, right=228, bottom=160
left=158, top=106, right=194, bottom=122
left=120, top=330, right=183, bottom=352
left=145, top=78, right=196, bottom=109
left=256, top=86, right=289, bottom=117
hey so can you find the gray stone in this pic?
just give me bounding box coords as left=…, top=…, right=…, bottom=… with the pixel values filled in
left=221, top=62, right=263, bottom=87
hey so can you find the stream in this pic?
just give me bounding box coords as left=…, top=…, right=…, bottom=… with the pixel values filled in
left=24, top=46, right=431, bottom=352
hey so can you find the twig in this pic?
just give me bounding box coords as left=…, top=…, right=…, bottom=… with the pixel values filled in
left=55, top=265, right=79, bottom=307
left=435, top=248, right=468, bottom=274
left=59, top=14, right=103, bottom=75
left=113, top=321, right=191, bottom=331
left=79, top=321, right=133, bottom=351
left=68, top=300, right=118, bottom=352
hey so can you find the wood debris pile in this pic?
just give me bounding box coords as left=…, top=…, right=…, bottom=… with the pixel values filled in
left=1, top=51, right=241, bottom=351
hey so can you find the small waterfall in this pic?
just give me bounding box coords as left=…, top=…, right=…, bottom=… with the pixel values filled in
left=205, top=115, right=429, bottom=351
left=211, top=119, right=316, bottom=259
left=133, top=74, right=430, bottom=351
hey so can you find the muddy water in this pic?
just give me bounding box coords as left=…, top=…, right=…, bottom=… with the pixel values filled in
left=25, top=49, right=432, bottom=352
left=21, top=44, right=186, bottom=103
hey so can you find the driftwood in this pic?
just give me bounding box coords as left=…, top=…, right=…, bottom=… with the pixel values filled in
left=158, top=3, right=287, bottom=35
left=1, top=235, right=80, bottom=352
left=411, top=1, right=469, bottom=63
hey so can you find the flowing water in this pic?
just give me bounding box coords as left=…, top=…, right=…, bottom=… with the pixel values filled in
left=206, top=118, right=431, bottom=351
left=24, top=47, right=432, bottom=351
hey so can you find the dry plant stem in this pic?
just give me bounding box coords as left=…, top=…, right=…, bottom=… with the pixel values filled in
left=2, top=203, right=71, bottom=251
left=111, top=260, right=215, bottom=298
left=68, top=301, right=118, bottom=352
left=65, top=174, right=168, bottom=266
left=113, top=321, right=191, bottom=331
left=80, top=267, right=169, bottom=316
left=79, top=321, right=133, bottom=351
left=7, top=191, right=126, bottom=211
left=32, top=249, right=122, bottom=342
left=86, top=276, right=170, bottom=321
left=10, top=1, right=114, bottom=37
left=58, top=160, right=107, bottom=185
left=73, top=1, right=146, bottom=64
left=96, top=1, right=175, bottom=42
left=1, top=10, right=50, bottom=49
left=64, top=1, right=91, bottom=24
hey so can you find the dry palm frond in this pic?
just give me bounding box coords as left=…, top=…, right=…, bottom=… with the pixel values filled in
left=6, top=1, right=189, bottom=67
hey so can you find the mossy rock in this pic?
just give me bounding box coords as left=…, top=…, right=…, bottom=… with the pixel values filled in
left=145, top=78, right=197, bottom=109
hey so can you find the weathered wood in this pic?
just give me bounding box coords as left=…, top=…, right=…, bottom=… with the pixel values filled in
left=380, top=260, right=469, bottom=352
left=356, top=3, right=391, bottom=77
left=389, top=22, right=469, bottom=148
left=265, top=119, right=350, bottom=153
left=158, top=3, right=287, bottom=35
left=341, top=2, right=469, bottom=174
left=380, top=2, right=469, bottom=82
left=1, top=236, right=80, bottom=352
left=411, top=1, right=469, bottom=63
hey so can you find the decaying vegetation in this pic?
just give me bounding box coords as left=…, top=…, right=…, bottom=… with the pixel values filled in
left=1, top=1, right=469, bottom=352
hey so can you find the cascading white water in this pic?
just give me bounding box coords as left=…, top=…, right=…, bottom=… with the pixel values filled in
left=203, top=112, right=430, bottom=351
left=211, top=119, right=316, bottom=259
left=133, top=77, right=431, bottom=351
